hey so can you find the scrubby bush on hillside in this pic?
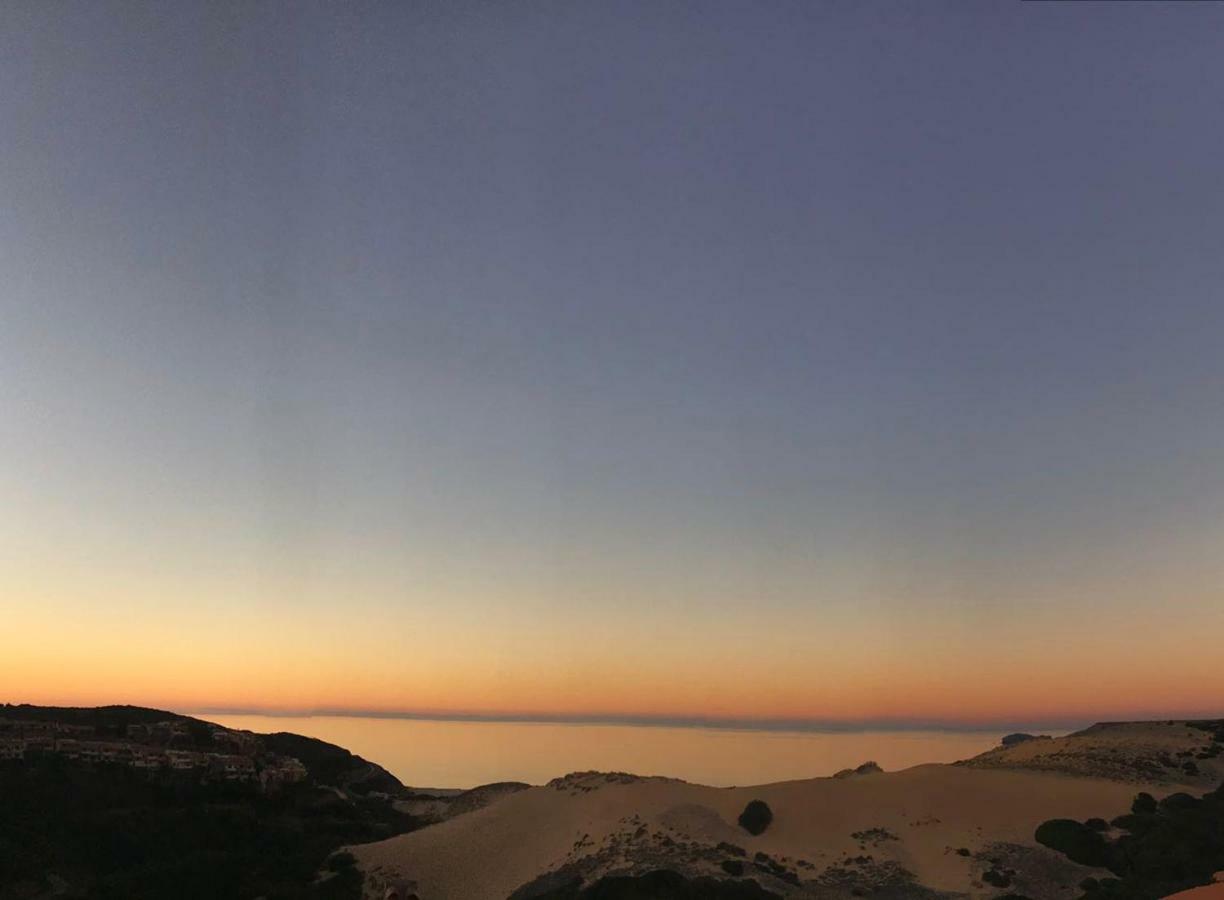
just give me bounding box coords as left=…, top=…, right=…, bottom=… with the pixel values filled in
left=1131, top=793, right=1157, bottom=815
left=0, top=757, right=417, bottom=899
left=326, top=851, right=357, bottom=872
left=511, top=868, right=781, bottom=899
left=1034, top=819, right=1111, bottom=867
left=737, top=800, right=773, bottom=836
left=1035, top=782, right=1224, bottom=900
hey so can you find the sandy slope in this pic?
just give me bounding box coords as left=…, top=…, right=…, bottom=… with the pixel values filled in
left=1164, top=882, right=1224, bottom=900
left=353, top=767, right=1171, bottom=899
left=394, top=782, right=531, bottom=825
left=961, top=721, right=1224, bottom=788
left=351, top=721, right=1219, bottom=899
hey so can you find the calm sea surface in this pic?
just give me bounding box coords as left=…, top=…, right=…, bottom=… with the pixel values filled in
left=201, top=714, right=1007, bottom=789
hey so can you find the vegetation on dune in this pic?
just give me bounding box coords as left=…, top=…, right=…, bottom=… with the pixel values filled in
left=1036, top=776, right=1224, bottom=899
left=510, top=868, right=782, bottom=899
left=1034, top=819, right=1112, bottom=869
left=737, top=800, right=773, bottom=836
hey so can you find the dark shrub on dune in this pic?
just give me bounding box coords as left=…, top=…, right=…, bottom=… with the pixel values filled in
left=982, top=868, right=1013, bottom=887
left=1034, top=819, right=1111, bottom=867
left=1085, top=818, right=1110, bottom=832
left=1160, top=793, right=1200, bottom=812
left=583, top=870, right=781, bottom=898
left=737, top=800, right=773, bottom=836
left=1036, top=782, right=1224, bottom=900
left=1108, top=812, right=1156, bottom=836
left=1131, top=792, right=1157, bottom=815
left=513, top=869, right=781, bottom=899
left=326, top=851, right=356, bottom=872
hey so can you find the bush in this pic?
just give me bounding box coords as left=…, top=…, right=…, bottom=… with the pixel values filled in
left=1160, top=793, right=1200, bottom=812
left=1034, top=819, right=1110, bottom=867
left=541, top=869, right=785, bottom=898
left=326, top=851, right=356, bottom=872
left=1132, top=793, right=1157, bottom=815
left=1110, top=812, right=1157, bottom=836
left=983, top=868, right=1012, bottom=887
left=1039, top=784, right=1224, bottom=900
left=737, top=800, right=773, bottom=836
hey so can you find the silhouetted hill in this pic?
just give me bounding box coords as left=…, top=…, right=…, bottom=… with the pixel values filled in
left=0, top=703, right=405, bottom=795
left=0, top=703, right=418, bottom=899
left=0, top=703, right=192, bottom=728
left=261, top=730, right=403, bottom=795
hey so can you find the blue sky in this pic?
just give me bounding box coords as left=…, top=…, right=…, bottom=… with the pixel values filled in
left=3, top=2, right=1223, bottom=721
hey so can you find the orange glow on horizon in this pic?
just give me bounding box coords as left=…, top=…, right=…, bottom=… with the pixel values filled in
left=4, top=549, right=1222, bottom=727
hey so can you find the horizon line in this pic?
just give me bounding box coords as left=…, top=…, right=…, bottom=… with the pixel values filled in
left=185, top=706, right=1109, bottom=734
left=8, top=701, right=1222, bottom=735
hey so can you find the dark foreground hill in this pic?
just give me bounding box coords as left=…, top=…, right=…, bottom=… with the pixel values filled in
left=0, top=704, right=419, bottom=899
left=0, top=703, right=403, bottom=794
left=259, top=729, right=404, bottom=796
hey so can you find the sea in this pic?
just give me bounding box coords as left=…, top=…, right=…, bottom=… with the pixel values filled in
left=200, top=714, right=1018, bottom=790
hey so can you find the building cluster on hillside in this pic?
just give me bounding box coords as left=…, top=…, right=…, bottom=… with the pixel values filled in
left=0, top=718, right=307, bottom=790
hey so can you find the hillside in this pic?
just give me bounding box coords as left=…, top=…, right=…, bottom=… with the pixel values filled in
left=0, top=703, right=405, bottom=795
left=259, top=730, right=404, bottom=796
left=958, top=720, right=1224, bottom=787
left=0, top=704, right=419, bottom=899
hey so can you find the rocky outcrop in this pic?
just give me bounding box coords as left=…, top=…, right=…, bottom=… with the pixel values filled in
left=833, top=761, right=883, bottom=778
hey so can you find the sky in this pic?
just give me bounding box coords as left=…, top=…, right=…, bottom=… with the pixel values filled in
left=2, top=1, right=1223, bottom=728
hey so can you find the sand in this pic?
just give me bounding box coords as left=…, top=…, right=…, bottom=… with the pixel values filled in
left=353, top=767, right=1170, bottom=898
left=351, top=720, right=1221, bottom=899
left=1164, top=882, right=1224, bottom=900
left=963, top=720, right=1223, bottom=788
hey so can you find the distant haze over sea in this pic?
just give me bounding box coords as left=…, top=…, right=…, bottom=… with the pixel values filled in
left=194, top=708, right=1092, bottom=733
left=200, top=712, right=1053, bottom=789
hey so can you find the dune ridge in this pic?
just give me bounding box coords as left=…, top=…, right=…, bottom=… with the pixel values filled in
left=350, top=719, right=1223, bottom=900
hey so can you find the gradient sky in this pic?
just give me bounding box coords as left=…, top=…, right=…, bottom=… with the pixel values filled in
left=3, top=2, right=1223, bottom=726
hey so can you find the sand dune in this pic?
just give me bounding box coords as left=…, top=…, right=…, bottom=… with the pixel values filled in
left=1164, top=879, right=1224, bottom=900
left=961, top=721, right=1223, bottom=787
left=352, top=721, right=1220, bottom=899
